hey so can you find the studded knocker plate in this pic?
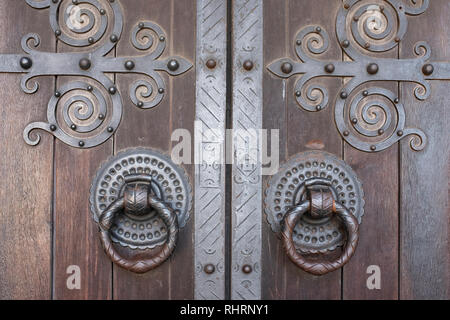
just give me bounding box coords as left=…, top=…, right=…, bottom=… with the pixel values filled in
left=89, top=148, right=191, bottom=272
left=264, top=151, right=364, bottom=254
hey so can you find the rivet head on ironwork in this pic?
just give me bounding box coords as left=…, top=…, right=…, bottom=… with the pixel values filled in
left=394, top=37, right=401, bottom=43
left=79, top=58, right=91, bottom=70
left=71, top=124, right=77, bottom=130
left=397, top=130, right=404, bottom=136
left=110, top=34, right=118, bottom=43
left=295, top=90, right=301, bottom=97
left=296, top=39, right=302, bottom=46
left=422, top=64, right=434, bottom=76
left=98, top=114, right=105, bottom=120
left=378, top=129, right=384, bottom=135
left=364, top=42, right=371, bottom=49
left=204, top=264, right=215, bottom=274
left=137, top=101, right=144, bottom=108
left=158, top=88, right=165, bottom=94
left=79, top=141, right=85, bottom=147
left=315, top=26, right=321, bottom=32
left=316, top=105, right=322, bottom=111
left=54, top=91, right=61, bottom=97
left=20, top=57, right=33, bottom=69
left=362, top=90, right=369, bottom=96
left=72, top=0, right=78, bottom=5
left=342, top=40, right=350, bottom=48
left=243, top=60, right=254, bottom=71
left=88, top=37, right=95, bottom=44
left=124, top=60, right=135, bottom=70
left=107, top=127, right=114, bottom=133
left=340, top=91, right=348, bottom=99
left=370, top=145, right=376, bottom=151
left=87, top=85, right=93, bottom=91
left=138, top=22, right=145, bottom=29
left=49, top=124, right=57, bottom=131
left=343, top=130, right=350, bottom=136
left=242, top=265, right=252, bottom=274
left=351, top=118, right=358, bottom=124
left=100, top=9, right=106, bottom=15
left=394, top=98, right=399, bottom=104
left=55, top=29, right=61, bottom=36
left=367, top=63, right=379, bottom=75
left=167, top=59, right=180, bottom=71
left=206, top=59, right=217, bottom=69
left=344, top=3, right=350, bottom=9
left=353, top=16, right=359, bottom=22
left=324, top=63, right=335, bottom=73
left=281, top=62, right=293, bottom=74
left=52, top=0, right=59, bottom=3
left=159, top=35, right=165, bottom=42
left=108, top=86, right=117, bottom=95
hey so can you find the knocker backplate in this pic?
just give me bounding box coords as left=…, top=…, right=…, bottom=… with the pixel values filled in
left=264, top=151, right=364, bottom=253
left=90, top=148, right=192, bottom=250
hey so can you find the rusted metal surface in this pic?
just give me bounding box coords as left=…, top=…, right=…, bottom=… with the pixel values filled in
left=89, top=148, right=192, bottom=272
left=265, top=151, right=364, bottom=253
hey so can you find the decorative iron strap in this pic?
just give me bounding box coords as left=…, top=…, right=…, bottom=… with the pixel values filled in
left=231, top=0, right=263, bottom=300
left=194, top=0, right=227, bottom=300
left=268, top=0, right=450, bottom=153
left=0, top=0, right=192, bottom=148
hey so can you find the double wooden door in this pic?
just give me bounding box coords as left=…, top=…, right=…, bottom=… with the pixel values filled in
left=0, top=0, right=448, bottom=300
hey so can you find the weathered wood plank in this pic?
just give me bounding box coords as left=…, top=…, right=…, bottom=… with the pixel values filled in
left=285, top=0, right=343, bottom=300
left=399, top=0, right=450, bottom=299
left=0, top=1, right=54, bottom=300
left=114, top=0, right=195, bottom=299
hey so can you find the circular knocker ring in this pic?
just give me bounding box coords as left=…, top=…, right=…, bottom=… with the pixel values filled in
left=98, top=175, right=178, bottom=273
left=281, top=189, right=359, bottom=276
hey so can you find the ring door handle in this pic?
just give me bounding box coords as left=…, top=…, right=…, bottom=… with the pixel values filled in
left=281, top=195, right=359, bottom=276
left=265, top=151, right=365, bottom=275
left=99, top=183, right=179, bottom=273
left=90, top=148, right=192, bottom=273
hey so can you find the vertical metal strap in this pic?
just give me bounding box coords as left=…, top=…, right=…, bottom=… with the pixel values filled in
left=231, top=0, right=263, bottom=300
left=194, top=0, right=227, bottom=300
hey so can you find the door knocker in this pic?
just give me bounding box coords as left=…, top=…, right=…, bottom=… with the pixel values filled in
left=90, top=148, right=191, bottom=273
left=264, top=151, right=364, bottom=275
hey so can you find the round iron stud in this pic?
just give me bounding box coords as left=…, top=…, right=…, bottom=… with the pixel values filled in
left=422, top=64, right=434, bottom=76
left=243, top=60, right=254, bottom=71
left=204, top=264, right=215, bottom=274
left=324, top=63, right=335, bottom=73
left=367, top=63, right=379, bottom=75
left=206, top=59, right=217, bottom=69
left=281, top=62, right=293, bottom=74
left=167, top=59, right=180, bottom=72
left=20, top=57, right=33, bottom=69
left=79, top=58, right=91, bottom=70
left=124, top=60, right=135, bottom=70
left=242, top=265, right=253, bottom=274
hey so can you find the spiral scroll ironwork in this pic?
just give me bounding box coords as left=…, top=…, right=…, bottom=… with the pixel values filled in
left=266, top=0, right=442, bottom=153
left=0, top=0, right=193, bottom=149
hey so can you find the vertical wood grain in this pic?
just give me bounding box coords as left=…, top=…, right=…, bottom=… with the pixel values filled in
left=261, top=0, right=287, bottom=300
left=53, top=3, right=113, bottom=299
left=285, top=0, right=343, bottom=300
left=399, top=0, right=449, bottom=299
left=114, top=0, right=195, bottom=299
left=0, top=1, right=53, bottom=300
left=343, top=0, right=399, bottom=300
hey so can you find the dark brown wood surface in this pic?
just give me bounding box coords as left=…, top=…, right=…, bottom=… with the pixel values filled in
left=343, top=0, right=399, bottom=299
left=399, top=0, right=449, bottom=299
left=113, top=0, right=195, bottom=299
left=0, top=1, right=54, bottom=300
left=262, top=0, right=343, bottom=300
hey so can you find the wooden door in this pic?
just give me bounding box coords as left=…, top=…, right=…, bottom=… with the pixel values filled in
left=258, top=0, right=449, bottom=300
left=0, top=0, right=448, bottom=301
